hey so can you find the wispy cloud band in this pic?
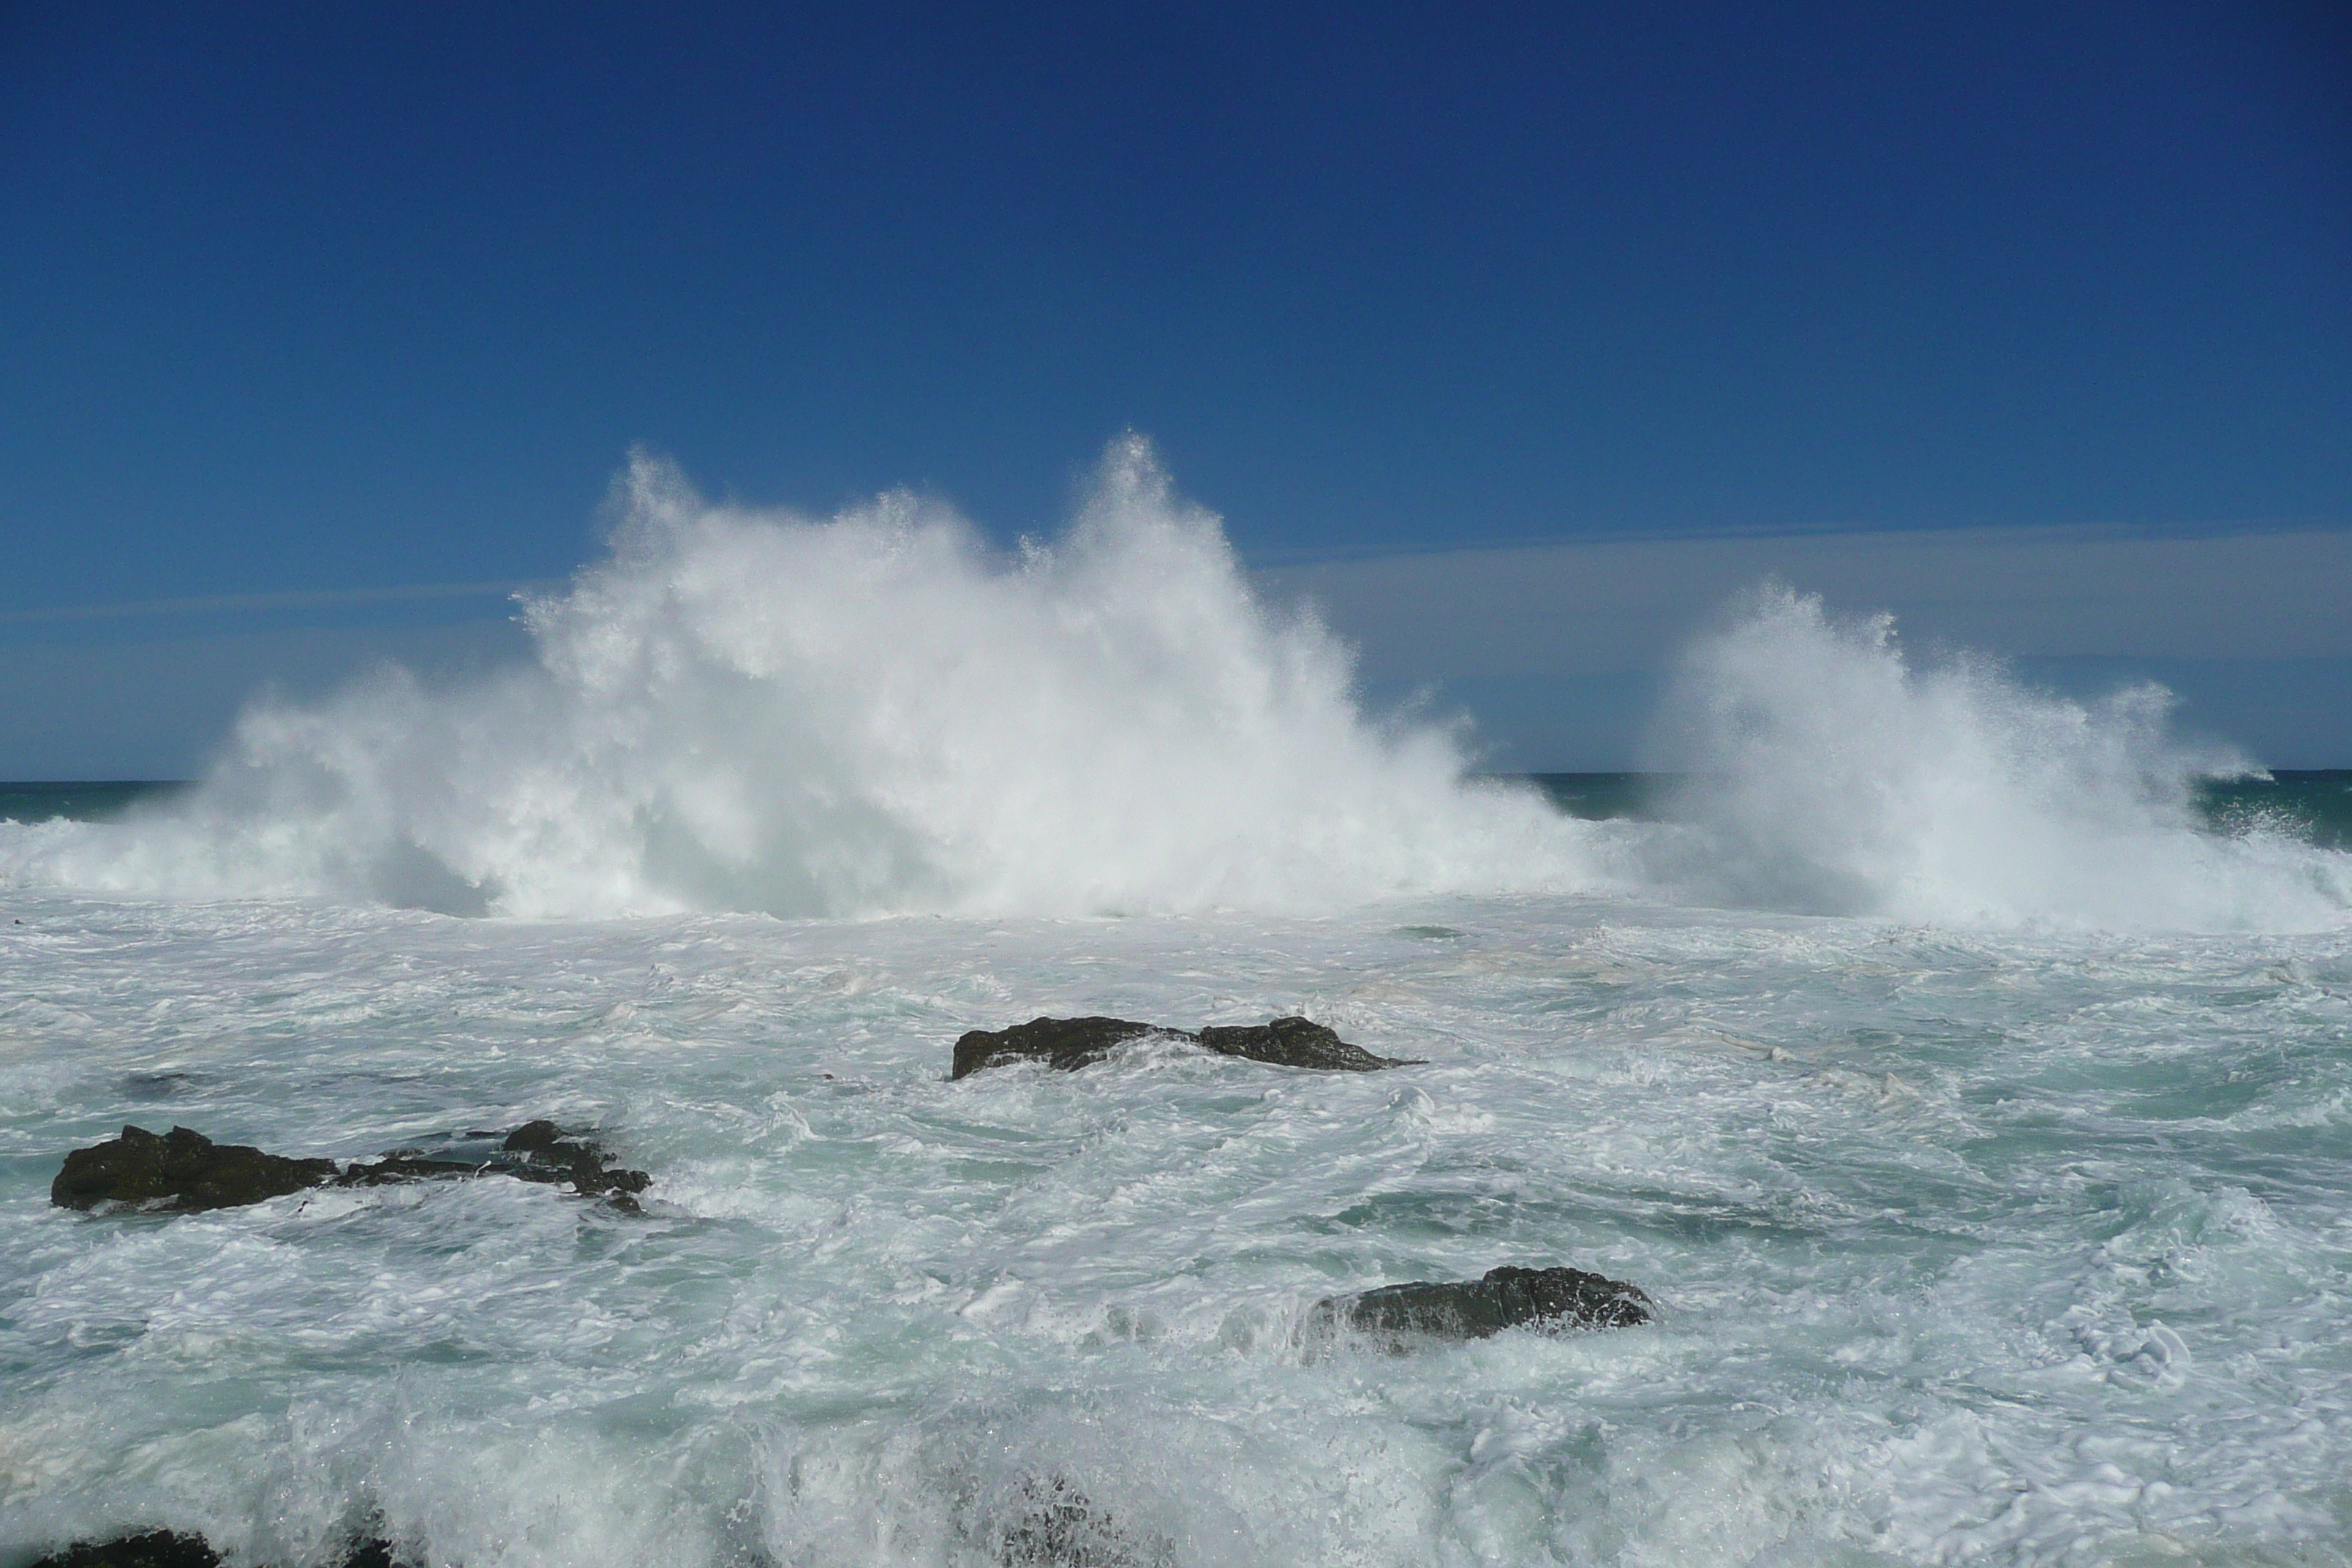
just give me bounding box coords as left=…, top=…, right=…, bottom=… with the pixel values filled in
left=1260, top=524, right=2352, bottom=676
left=0, top=579, right=550, bottom=627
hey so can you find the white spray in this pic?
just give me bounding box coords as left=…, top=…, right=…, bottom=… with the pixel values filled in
left=7, top=453, right=2345, bottom=932
left=13, top=439, right=1595, bottom=917
left=1641, top=583, right=2351, bottom=930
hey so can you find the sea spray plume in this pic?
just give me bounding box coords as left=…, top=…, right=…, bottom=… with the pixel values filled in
left=1644, top=582, right=2352, bottom=930
left=8, top=439, right=1597, bottom=916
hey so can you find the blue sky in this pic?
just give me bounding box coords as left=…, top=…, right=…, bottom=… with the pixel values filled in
left=3, top=1, right=2348, bottom=774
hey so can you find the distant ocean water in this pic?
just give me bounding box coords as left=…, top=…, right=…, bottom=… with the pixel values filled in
left=4, top=448, right=2348, bottom=1567
left=0, top=781, right=189, bottom=825
left=10, top=772, right=2352, bottom=849
left=1519, top=770, right=2352, bottom=851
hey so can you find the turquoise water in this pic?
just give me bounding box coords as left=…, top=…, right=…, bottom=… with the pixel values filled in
left=0, top=782, right=189, bottom=825
left=3, top=882, right=2348, bottom=1567
left=4, top=459, right=2350, bottom=1566
left=2193, top=770, right=2352, bottom=851
left=1525, top=771, right=2352, bottom=851
left=14, top=773, right=2348, bottom=850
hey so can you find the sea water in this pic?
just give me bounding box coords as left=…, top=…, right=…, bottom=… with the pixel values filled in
left=3, top=443, right=2349, bottom=1567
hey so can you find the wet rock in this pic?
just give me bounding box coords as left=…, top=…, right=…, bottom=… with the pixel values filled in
left=951, top=1015, right=1419, bottom=1079
left=50, top=1125, right=336, bottom=1213
left=24, top=1532, right=406, bottom=1568
left=502, top=1118, right=568, bottom=1152
left=53, top=1123, right=651, bottom=1215
left=25, top=1531, right=221, bottom=1568
left=334, top=1155, right=488, bottom=1186
left=1312, top=1264, right=1651, bottom=1346
left=491, top=1121, right=652, bottom=1207
left=951, top=1017, right=1174, bottom=1079
left=1196, top=1016, right=1420, bottom=1071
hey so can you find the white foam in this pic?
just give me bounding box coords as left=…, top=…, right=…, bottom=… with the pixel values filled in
left=5, top=895, right=2350, bottom=1566
left=1642, top=583, right=2352, bottom=931
left=1, top=440, right=1595, bottom=919
left=3, top=452, right=2346, bottom=936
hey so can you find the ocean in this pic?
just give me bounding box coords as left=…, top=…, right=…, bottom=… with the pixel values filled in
left=3, top=445, right=2348, bottom=1567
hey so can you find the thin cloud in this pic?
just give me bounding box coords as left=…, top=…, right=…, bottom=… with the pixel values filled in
left=1259, top=522, right=2352, bottom=676
left=0, top=580, right=550, bottom=627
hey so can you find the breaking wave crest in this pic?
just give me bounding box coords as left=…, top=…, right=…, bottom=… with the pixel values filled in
left=4, top=447, right=2345, bottom=932
left=1641, top=584, right=2352, bottom=930
left=4, top=440, right=1596, bottom=918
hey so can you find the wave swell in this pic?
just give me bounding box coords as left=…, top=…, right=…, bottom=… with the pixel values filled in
left=4, top=446, right=2345, bottom=932
left=1643, top=584, right=2351, bottom=930
left=6, top=440, right=1590, bottom=918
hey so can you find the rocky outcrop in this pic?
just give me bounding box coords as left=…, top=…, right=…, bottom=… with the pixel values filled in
left=50, top=1126, right=336, bottom=1213
left=482, top=1120, right=653, bottom=1207
left=1196, top=1017, right=1414, bottom=1072
left=25, top=1531, right=221, bottom=1568
left=25, top=1531, right=404, bottom=1568
left=951, top=1016, right=1420, bottom=1079
left=52, top=1123, right=650, bottom=1215
left=952, top=1017, right=1167, bottom=1078
left=1311, top=1264, right=1651, bottom=1347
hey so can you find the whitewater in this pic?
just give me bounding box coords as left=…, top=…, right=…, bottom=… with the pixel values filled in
left=4, top=442, right=2350, bottom=1568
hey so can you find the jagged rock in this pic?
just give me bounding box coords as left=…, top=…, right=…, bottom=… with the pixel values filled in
left=502, top=1118, right=568, bottom=1151
left=951, top=1017, right=1175, bottom=1079
left=494, top=1121, right=652, bottom=1203
left=1196, top=1017, right=1418, bottom=1071
left=1311, top=1264, right=1651, bottom=1347
left=335, top=1156, right=486, bottom=1186
left=53, top=1123, right=651, bottom=1215
left=24, top=1531, right=220, bottom=1568
left=24, top=1531, right=405, bottom=1568
left=951, top=1016, right=1420, bottom=1079
left=50, top=1126, right=336, bottom=1213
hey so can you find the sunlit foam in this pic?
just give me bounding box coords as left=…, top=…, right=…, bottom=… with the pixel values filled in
left=4, top=439, right=1595, bottom=918
left=1639, top=582, right=2351, bottom=930
left=4, top=453, right=2345, bottom=932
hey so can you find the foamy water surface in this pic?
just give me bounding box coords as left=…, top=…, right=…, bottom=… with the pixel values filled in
left=4, top=445, right=2351, bottom=1566
left=4, top=893, right=2350, bottom=1567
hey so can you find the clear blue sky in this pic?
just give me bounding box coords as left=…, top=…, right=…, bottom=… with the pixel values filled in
left=3, top=1, right=2348, bottom=774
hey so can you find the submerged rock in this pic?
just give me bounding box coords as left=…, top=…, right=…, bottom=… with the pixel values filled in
left=53, top=1123, right=650, bottom=1215
left=333, top=1155, right=488, bottom=1186
left=50, top=1125, right=336, bottom=1213
left=996, top=1477, right=1169, bottom=1568
left=1312, top=1264, right=1651, bottom=1346
left=25, top=1531, right=221, bottom=1568
left=951, top=1015, right=1420, bottom=1079
left=25, top=1531, right=405, bottom=1568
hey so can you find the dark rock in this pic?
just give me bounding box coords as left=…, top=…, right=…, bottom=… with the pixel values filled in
left=53, top=1123, right=650, bottom=1215
left=50, top=1126, right=336, bottom=1213
left=502, top=1119, right=566, bottom=1152
left=336, top=1156, right=486, bottom=1186
left=489, top=1123, right=650, bottom=1202
left=26, top=1531, right=221, bottom=1568
left=1196, top=1016, right=1420, bottom=1071
left=24, top=1532, right=407, bottom=1568
left=951, top=1015, right=1417, bottom=1079
left=119, top=1071, right=196, bottom=1101
left=952, top=1017, right=1171, bottom=1079
left=1312, top=1264, right=1651, bottom=1346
